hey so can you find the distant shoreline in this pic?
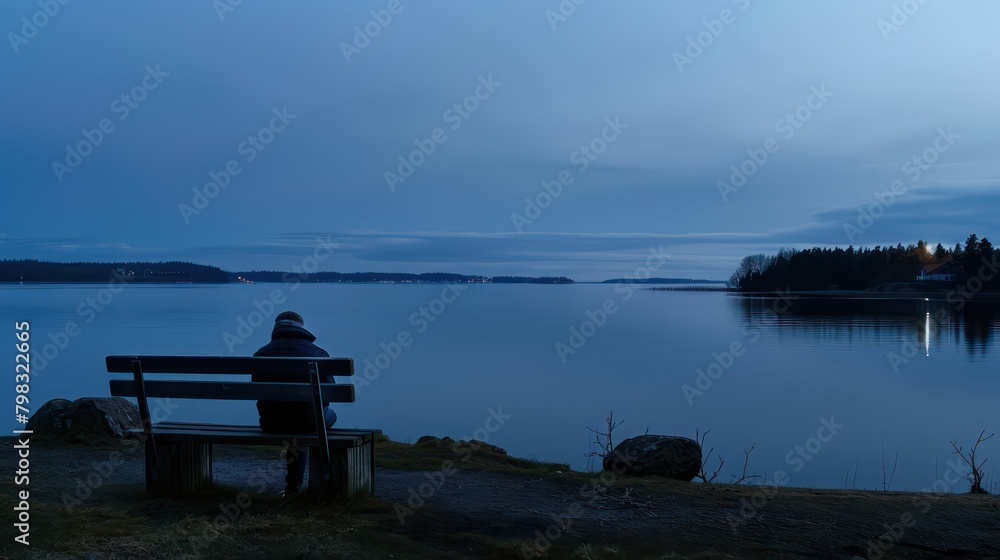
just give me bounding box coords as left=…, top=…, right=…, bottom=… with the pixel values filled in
left=9, top=283, right=1000, bottom=300
left=6, top=279, right=723, bottom=286
left=0, top=260, right=731, bottom=285
left=0, top=260, right=569, bottom=285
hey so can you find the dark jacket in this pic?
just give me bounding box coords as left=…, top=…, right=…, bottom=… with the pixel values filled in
left=253, top=321, right=330, bottom=433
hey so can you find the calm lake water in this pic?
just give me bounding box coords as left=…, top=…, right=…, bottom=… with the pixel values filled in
left=4, top=283, right=999, bottom=491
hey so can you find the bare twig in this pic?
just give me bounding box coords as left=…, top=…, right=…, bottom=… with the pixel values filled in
left=704, top=454, right=724, bottom=483
left=888, top=451, right=898, bottom=491
left=880, top=438, right=898, bottom=492
left=584, top=411, right=624, bottom=469
left=950, top=430, right=995, bottom=494
left=731, top=443, right=761, bottom=484
left=695, top=428, right=724, bottom=483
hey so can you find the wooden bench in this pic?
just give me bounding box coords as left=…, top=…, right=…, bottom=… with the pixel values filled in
left=106, top=355, right=379, bottom=498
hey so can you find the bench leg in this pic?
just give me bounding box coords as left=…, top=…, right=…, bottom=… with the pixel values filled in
left=146, top=442, right=213, bottom=497
left=307, top=441, right=373, bottom=498
left=307, top=446, right=340, bottom=494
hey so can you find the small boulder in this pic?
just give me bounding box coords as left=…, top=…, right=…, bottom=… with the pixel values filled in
left=603, top=435, right=702, bottom=481
left=27, top=397, right=141, bottom=442
left=415, top=435, right=508, bottom=456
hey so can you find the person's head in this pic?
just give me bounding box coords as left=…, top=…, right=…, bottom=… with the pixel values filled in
left=275, top=311, right=305, bottom=327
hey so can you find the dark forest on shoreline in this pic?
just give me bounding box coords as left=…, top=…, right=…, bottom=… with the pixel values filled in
left=729, top=234, right=1000, bottom=293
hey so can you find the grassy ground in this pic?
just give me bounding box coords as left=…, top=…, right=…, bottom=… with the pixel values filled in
left=2, top=435, right=999, bottom=559
left=376, top=435, right=569, bottom=475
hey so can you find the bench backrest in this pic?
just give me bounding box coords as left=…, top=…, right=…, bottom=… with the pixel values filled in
left=106, top=355, right=356, bottom=403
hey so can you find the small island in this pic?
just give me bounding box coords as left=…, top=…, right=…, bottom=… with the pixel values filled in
left=601, top=277, right=727, bottom=285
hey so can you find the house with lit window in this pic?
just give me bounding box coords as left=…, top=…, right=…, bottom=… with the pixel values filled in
left=915, top=262, right=958, bottom=282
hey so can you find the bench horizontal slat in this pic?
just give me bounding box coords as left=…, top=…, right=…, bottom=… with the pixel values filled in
left=110, top=380, right=356, bottom=402
left=106, top=356, right=354, bottom=376
left=153, top=421, right=382, bottom=438
left=124, top=426, right=370, bottom=447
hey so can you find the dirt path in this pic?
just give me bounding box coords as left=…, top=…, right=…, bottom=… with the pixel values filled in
left=375, top=468, right=1000, bottom=559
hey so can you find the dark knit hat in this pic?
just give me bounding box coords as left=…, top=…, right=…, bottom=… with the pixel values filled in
left=275, top=311, right=304, bottom=326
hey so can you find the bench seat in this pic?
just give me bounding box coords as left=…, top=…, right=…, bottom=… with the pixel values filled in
left=133, top=421, right=379, bottom=447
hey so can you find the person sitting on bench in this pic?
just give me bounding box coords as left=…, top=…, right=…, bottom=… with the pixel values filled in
left=253, top=311, right=337, bottom=495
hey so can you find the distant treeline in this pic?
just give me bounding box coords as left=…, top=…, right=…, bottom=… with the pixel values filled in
left=0, top=260, right=574, bottom=284
left=601, top=277, right=726, bottom=284
left=239, top=272, right=571, bottom=284
left=491, top=276, right=573, bottom=284
left=730, top=234, right=1000, bottom=292
left=237, top=271, right=484, bottom=283
left=0, top=260, right=229, bottom=283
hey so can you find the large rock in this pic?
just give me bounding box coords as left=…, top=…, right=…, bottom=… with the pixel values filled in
left=603, top=435, right=702, bottom=481
left=27, top=397, right=141, bottom=442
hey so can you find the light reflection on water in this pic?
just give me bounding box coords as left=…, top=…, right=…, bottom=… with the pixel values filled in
left=731, top=295, right=1000, bottom=360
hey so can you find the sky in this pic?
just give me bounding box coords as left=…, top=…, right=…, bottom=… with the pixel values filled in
left=2, top=1, right=1000, bottom=281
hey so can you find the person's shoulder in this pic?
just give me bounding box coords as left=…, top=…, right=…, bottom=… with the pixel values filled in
left=304, top=343, right=330, bottom=358
left=255, top=338, right=328, bottom=357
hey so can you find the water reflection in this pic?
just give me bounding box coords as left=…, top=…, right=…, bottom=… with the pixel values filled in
left=730, top=295, right=1000, bottom=360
